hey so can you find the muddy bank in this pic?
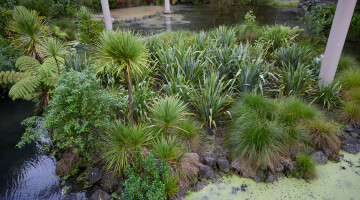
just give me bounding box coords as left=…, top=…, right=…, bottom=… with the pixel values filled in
left=185, top=152, right=360, bottom=200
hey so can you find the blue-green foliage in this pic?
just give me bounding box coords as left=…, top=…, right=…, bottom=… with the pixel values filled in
left=0, top=36, right=18, bottom=72
left=121, top=148, right=169, bottom=200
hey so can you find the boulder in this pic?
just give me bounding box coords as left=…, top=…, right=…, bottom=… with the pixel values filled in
left=199, top=166, right=216, bottom=180
left=276, top=165, right=284, bottom=173
left=217, top=158, right=230, bottom=173
left=342, top=138, right=360, bottom=146
left=311, top=151, right=328, bottom=165
left=253, top=171, right=264, bottom=183
left=340, top=132, right=352, bottom=141
left=89, top=167, right=103, bottom=183
left=331, top=154, right=341, bottom=162
left=265, top=171, right=275, bottom=182
left=194, top=181, right=209, bottom=192
left=115, top=182, right=123, bottom=196
left=322, top=147, right=332, bottom=157
left=101, top=174, right=119, bottom=192
left=342, top=145, right=360, bottom=154
left=350, top=131, right=359, bottom=138
left=174, top=186, right=187, bottom=200
left=203, top=156, right=217, bottom=168
left=90, top=189, right=111, bottom=200
left=218, top=171, right=225, bottom=178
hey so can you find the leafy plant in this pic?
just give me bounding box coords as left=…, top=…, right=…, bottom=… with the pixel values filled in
left=275, top=43, right=314, bottom=69
left=39, top=70, right=118, bottom=159
left=210, top=25, right=237, bottom=47
left=314, top=81, right=342, bottom=110
left=8, top=6, right=50, bottom=59
left=258, top=25, right=301, bottom=51
left=64, top=52, right=92, bottom=72
left=0, top=6, right=12, bottom=37
left=78, top=19, right=103, bottom=46
left=0, top=36, right=18, bottom=72
left=39, top=38, right=68, bottom=75
left=96, top=30, right=149, bottom=123
left=76, top=6, right=93, bottom=21
left=131, top=80, right=156, bottom=121
left=280, top=63, right=315, bottom=96
left=19, top=0, right=55, bottom=17
left=103, top=121, right=154, bottom=175
left=121, top=148, right=177, bottom=200
left=296, top=153, right=316, bottom=180
left=150, top=96, right=187, bottom=136
left=190, top=72, right=233, bottom=128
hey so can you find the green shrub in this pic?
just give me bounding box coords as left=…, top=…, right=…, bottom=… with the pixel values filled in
left=121, top=148, right=175, bottom=200
left=132, top=80, right=156, bottom=121
left=314, top=81, right=342, bottom=110
left=78, top=19, right=103, bottom=45
left=235, top=11, right=260, bottom=43
left=103, top=121, right=154, bottom=174
left=296, top=153, right=316, bottom=180
left=0, top=36, right=18, bottom=71
left=19, top=0, right=55, bottom=17
left=210, top=25, right=237, bottom=47
left=348, top=12, right=360, bottom=42
left=305, top=119, right=340, bottom=154
left=41, top=70, right=118, bottom=159
left=0, top=7, right=12, bottom=37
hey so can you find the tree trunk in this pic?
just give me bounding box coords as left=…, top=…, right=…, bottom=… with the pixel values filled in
left=123, top=67, right=134, bottom=124
left=54, top=56, right=60, bottom=75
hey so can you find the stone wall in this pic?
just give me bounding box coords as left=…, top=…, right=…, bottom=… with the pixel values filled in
left=298, top=0, right=338, bottom=9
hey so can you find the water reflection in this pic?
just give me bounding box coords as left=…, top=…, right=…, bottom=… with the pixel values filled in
left=165, top=14, right=172, bottom=32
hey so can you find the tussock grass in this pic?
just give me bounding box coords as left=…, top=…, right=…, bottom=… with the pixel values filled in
left=296, top=153, right=316, bottom=180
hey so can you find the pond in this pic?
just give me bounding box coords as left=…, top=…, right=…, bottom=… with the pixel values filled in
left=0, top=3, right=359, bottom=200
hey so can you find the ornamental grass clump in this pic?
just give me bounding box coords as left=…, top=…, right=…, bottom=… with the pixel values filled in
left=152, top=136, right=182, bottom=164
left=337, top=54, right=359, bottom=73
left=296, top=153, right=316, bottom=180
left=305, top=119, right=340, bottom=154
left=103, top=121, right=154, bottom=175
left=175, top=117, right=202, bottom=149
left=225, top=112, right=286, bottom=176
left=340, top=102, right=360, bottom=124
left=337, top=68, right=360, bottom=90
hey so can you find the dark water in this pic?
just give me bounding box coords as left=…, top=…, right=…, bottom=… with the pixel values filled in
left=1, top=3, right=359, bottom=200
left=0, top=97, right=86, bottom=200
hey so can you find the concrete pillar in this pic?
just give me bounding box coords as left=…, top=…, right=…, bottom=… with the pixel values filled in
left=101, top=0, right=113, bottom=30
left=318, top=0, right=357, bottom=85
left=165, top=15, right=171, bottom=32
left=164, top=0, right=172, bottom=14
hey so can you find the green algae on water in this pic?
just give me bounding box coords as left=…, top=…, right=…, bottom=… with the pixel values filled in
left=185, top=152, right=360, bottom=200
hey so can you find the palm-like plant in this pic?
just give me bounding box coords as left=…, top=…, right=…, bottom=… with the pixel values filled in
left=8, top=6, right=50, bottom=60
left=96, top=30, right=149, bottom=123
left=39, top=38, right=67, bottom=75
left=103, top=121, right=154, bottom=175
left=150, top=96, right=187, bottom=137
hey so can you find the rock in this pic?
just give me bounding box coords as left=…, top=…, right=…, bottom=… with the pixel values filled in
left=340, top=132, right=352, bottom=141
left=331, top=154, right=341, bottom=162
left=217, top=158, right=230, bottom=173
left=199, top=166, right=216, bottom=180
left=218, top=171, right=225, bottom=178
left=342, top=138, right=360, bottom=146
left=253, top=171, right=264, bottom=183
left=350, top=132, right=359, bottom=138
left=311, top=151, right=328, bottom=165
left=175, top=186, right=187, bottom=199
left=203, top=156, right=217, bottom=168
left=345, top=126, right=356, bottom=133
left=90, top=189, right=111, bottom=200
left=307, top=147, right=315, bottom=155
left=322, top=147, right=332, bottom=157
left=265, top=171, right=275, bottom=182
left=276, top=165, right=284, bottom=173
left=101, top=174, right=119, bottom=192
left=274, top=173, right=283, bottom=180
left=89, top=167, right=102, bottom=183
left=342, top=145, right=360, bottom=154
left=115, top=182, right=123, bottom=195
left=125, top=18, right=132, bottom=23
left=132, top=17, right=136, bottom=22
left=156, top=10, right=163, bottom=14
left=194, top=181, right=209, bottom=192
left=55, top=150, right=78, bottom=176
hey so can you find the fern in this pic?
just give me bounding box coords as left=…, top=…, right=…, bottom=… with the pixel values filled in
left=9, top=76, right=40, bottom=101
left=15, top=56, right=41, bottom=72
left=0, top=71, right=30, bottom=84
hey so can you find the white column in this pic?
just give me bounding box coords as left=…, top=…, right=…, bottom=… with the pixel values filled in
left=164, top=0, right=172, bottom=14
left=318, top=0, right=357, bottom=85
left=101, top=0, right=112, bottom=30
